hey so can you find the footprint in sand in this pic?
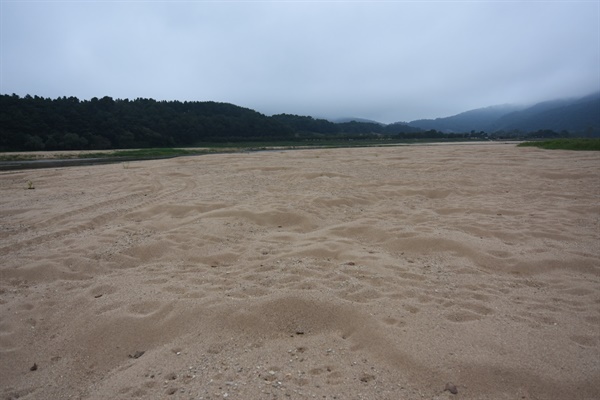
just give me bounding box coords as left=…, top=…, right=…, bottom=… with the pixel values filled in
left=444, top=310, right=482, bottom=322
left=569, top=335, right=598, bottom=347
left=382, top=317, right=407, bottom=328
left=127, top=301, right=162, bottom=316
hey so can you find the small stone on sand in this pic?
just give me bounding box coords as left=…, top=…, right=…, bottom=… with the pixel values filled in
left=129, top=351, right=145, bottom=359
left=444, top=382, right=458, bottom=394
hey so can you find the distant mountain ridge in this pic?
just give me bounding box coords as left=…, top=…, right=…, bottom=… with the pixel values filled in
left=329, top=117, right=385, bottom=125
left=405, top=92, right=600, bottom=134
left=491, top=92, right=600, bottom=133
left=408, top=104, right=525, bottom=133
left=2, top=91, right=598, bottom=152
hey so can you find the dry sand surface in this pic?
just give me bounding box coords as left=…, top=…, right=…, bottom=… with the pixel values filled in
left=1, top=144, right=598, bottom=400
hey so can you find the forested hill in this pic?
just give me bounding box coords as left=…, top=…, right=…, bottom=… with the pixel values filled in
left=0, top=95, right=423, bottom=151
left=1, top=95, right=292, bottom=151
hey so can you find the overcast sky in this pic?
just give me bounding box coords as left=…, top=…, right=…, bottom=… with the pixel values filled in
left=1, top=1, right=598, bottom=123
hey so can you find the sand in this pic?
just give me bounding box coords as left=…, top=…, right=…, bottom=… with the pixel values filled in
left=0, top=143, right=598, bottom=400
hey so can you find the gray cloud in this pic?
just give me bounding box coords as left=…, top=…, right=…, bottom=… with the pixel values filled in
left=1, top=1, right=598, bottom=123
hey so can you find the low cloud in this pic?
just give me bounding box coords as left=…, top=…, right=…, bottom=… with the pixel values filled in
left=1, top=2, right=598, bottom=123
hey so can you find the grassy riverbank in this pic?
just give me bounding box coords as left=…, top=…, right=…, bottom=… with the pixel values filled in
left=518, top=138, right=600, bottom=151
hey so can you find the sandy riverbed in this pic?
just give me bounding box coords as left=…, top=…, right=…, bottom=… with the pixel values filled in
left=1, top=144, right=598, bottom=399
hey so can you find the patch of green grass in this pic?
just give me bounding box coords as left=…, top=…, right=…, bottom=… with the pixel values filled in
left=0, top=148, right=212, bottom=162
left=0, top=154, right=38, bottom=161
left=78, top=148, right=209, bottom=159
left=518, top=138, right=600, bottom=151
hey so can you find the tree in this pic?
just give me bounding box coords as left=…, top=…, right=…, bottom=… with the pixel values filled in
left=61, top=133, right=88, bottom=150
left=24, top=135, right=45, bottom=150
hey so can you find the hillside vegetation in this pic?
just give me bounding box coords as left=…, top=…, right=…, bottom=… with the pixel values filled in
left=2, top=93, right=598, bottom=151
left=1, top=95, right=439, bottom=151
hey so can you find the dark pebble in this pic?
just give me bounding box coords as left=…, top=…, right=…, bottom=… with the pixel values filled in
left=129, top=351, right=145, bottom=359
left=444, top=382, right=458, bottom=394
left=360, top=373, right=375, bottom=383
left=30, top=363, right=37, bottom=371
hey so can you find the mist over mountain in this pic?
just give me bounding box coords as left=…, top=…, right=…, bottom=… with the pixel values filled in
left=490, top=92, right=600, bottom=133
left=329, top=117, right=385, bottom=125
left=408, top=104, right=525, bottom=132
left=405, top=92, right=600, bottom=135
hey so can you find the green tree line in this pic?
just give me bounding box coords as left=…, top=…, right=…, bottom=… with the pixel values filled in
left=1, top=94, right=488, bottom=151
left=1, top=95, right=295, bottom=151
